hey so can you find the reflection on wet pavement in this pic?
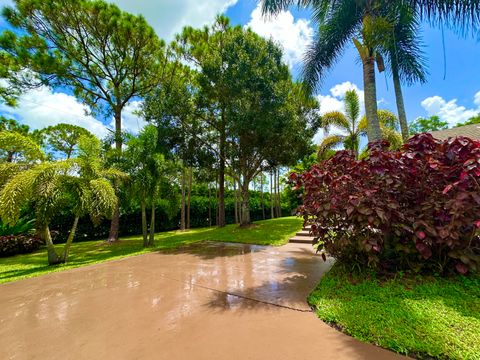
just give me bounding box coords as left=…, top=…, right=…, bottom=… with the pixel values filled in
left=0, top=242, right=407, bottom=360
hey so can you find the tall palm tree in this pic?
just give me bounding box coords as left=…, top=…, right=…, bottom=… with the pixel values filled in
left=261, top=0, right=480, bottom=142
left=318, top=90, right=402, bottom=159
left=385, top=5, right=427, bottom=141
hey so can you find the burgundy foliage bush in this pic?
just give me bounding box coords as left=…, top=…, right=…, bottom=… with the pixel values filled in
left=0, top=234, right=43, bottom=257
left=291, top=134, right=480, bottom=274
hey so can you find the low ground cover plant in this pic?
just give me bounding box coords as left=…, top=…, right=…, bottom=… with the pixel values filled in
left=292, top=134, right=480, bottom=274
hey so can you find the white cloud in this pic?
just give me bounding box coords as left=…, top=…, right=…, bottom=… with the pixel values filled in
left=0, top=0, right=237, bottom=41
left=111, top=0, right=238, bottom=41
left=317, top=81, right=365, bottom=115
left=421, top=91, right=480, bottom=126
left=0, top=86, right=110, bottom=137
left=245, top=3, right=313, bottom=68
left=313, top=81, right=365, bottom=144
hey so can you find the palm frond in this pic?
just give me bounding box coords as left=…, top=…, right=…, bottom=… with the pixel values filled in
left=88, top=178, right=117, bottom=225
left=410, top=0, right=480, bottom=31
left=377, top=109, right=399, bottom=130
left=386, top=5, right=428, bottom=85
left=321, top=111, right=350, bottom=132
left=302, top=0, right=363, bottom=91
left=344, top=89, right=360, bottom=126
left=318, top=134, right=345, bottom=159
left=380, top=126, right=403, bottom=150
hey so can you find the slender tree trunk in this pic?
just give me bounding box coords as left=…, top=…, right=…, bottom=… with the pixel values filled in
left=363, top=56, right=382, bottom=142
left=234, top=179, right=239, bottom=224
left=260, top=173, right=265, bottom=220
left=215, top=176, right=219, bottom=226
left=108, top=107, right=122, bottom=242
left=270, top=171, right=274, bottom=219
left=141, top=198, right=148, bottom=247
left=218, top=110, right=226, bottom=227
left=392, top=62, right=409, bottom=142
left=276, top=169, right=281, bottom=218
left=208, top=183, right=212, bottom=227
left=107, top=203, right=120, bottom=242
left=240, top=179, right=251, bottom=226
left=43, top=225, right=61, bottom=265
left=6, top=151, right=13, bottom=162
left=180, top=167, right=186, bottom=231
left=187, top=167, right=192, bottom=229
left=148, top=203, right=155, bottom=247
left=62, top=216, right=79, bottom=262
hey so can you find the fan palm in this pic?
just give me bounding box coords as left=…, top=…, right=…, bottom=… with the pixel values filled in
left=318, top=90, right=402, bottom=159
left=0, top=135, right=124, bottom=265
left=261, top=0, right=480, bottom=142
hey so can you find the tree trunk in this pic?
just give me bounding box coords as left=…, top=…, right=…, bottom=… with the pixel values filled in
left=62, top=216, right=79, bottom=262
left=217, top=110, right=226, bottom=227
left=270, top=171, right=274, bottom=219
left=276, top=169, right=281, bottom=218
left=234, top=179, right=239, bottom=224
left=6, top=151, right=13, bottom=162
left=208, top=183, right=212, bottom=227
left=141, top=199, right=148, bottom=247
left=240, top=179, right=251, bottom=226
left=260, top=173, right=265, bottom=220
left=43, top=225, right=61, bottom=265
left=180, top=167, right=186, bottom=231
left=108, top=107, right=122, bottom=242
left=393, top=62, right=409, bottom=142
left=148, top=203, right=155, bottom=247
left=215, top=177, right=219, bottom=226
left=362, top=56, right=382, bottom=142
left=274, top=169, right=279, bottom=218
left=187, top=167, right=192, bottom=229
left=107, top=202, right=120, bottom=243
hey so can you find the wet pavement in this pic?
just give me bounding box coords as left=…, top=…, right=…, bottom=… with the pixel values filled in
left=0, top=242, right=406, bottom=359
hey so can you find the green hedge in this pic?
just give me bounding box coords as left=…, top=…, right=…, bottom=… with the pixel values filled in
left=49, top=190, right=294, bottom=243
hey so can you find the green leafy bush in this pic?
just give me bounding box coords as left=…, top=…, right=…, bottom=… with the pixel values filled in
left=292, top=134, right=480, bottom=274
left=0, top=217, right=35, bottom=236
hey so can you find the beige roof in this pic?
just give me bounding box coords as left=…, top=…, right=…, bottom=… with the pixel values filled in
left=429, top=124, right=480, bottom=140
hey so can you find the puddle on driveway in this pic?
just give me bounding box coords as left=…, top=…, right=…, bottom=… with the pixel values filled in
left=0, top=242, right=405, bottom=360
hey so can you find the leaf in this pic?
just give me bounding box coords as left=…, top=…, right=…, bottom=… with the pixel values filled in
left=416, top=231, right=426, bottom=240
left=455, top=263, right=469, bottom=274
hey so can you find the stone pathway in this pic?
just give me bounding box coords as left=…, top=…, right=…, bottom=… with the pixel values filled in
left=0, top=242, right=407, bottom=359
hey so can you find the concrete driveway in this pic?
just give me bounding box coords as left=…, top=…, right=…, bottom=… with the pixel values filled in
left=0, top=242, right=406, bottom=359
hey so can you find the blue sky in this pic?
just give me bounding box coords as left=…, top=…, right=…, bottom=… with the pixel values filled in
left=1, top=0, right=479, bottom=139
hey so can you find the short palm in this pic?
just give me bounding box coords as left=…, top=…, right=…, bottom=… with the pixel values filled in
left=318, top=90, right=402, bottom=159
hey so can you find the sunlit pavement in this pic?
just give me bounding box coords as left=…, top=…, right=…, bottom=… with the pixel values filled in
left=0, top=242, right=407, bottom=359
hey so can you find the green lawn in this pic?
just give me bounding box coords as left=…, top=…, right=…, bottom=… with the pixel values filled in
left=0, top=216, right=302, bottom=284
left=308, top=265, right=480, bottom=360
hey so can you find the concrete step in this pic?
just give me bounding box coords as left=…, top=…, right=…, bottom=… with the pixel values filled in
left=296, top=230, right=312, bottom=237
left=289, top=236, right=315, bottom=244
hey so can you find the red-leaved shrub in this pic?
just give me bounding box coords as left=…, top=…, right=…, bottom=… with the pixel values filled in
left=0, top=234, right=43, bottom=257
left=291, top=134, right=480, bottom=274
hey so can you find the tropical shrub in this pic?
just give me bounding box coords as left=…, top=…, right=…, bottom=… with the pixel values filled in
left=0, top=217, right=35, bottom=236
left=291, top=134, right=480, bottom=274
left=0, top=234, right=43, bottom=257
